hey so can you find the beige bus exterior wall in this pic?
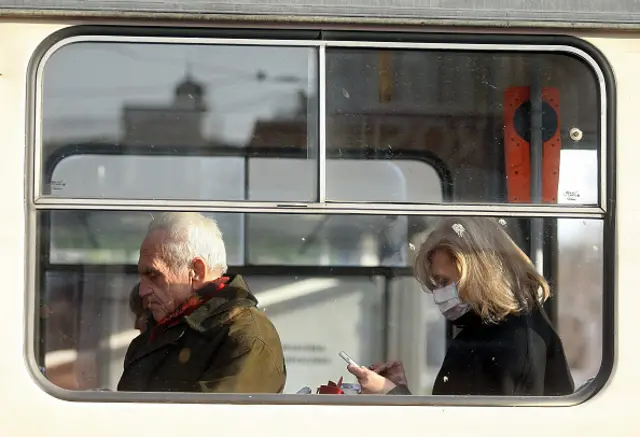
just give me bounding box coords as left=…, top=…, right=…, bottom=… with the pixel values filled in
left=0, top=22, right=634, bottom=437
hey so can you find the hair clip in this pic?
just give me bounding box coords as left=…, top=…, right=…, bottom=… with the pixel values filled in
left=452, top=223, right=465, bottom=237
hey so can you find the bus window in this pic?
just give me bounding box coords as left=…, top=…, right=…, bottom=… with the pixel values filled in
left=40, top=41, right=318, bottom=200
left=40, top=211, right=604, bottom=395
left=326, top=49, right=601, bottom=206
left=30, top=33, right=611, bottom=405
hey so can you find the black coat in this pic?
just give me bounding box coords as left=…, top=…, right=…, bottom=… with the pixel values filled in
left=390, top=304, right=575, bottom=396
left=117, top=275, right=286, bottom=393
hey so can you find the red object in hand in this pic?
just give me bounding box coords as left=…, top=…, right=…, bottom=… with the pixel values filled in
left=317, top=379, right=344, bottom=394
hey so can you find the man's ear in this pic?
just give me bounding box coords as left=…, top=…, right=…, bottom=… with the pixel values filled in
left=191, top=258, right=207, bottom=287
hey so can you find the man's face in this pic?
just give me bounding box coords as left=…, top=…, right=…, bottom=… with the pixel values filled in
left=137, top=229, right=193, bottom=322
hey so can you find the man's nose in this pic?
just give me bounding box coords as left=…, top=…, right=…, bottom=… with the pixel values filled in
left=138, top=284, right=153, bottom=298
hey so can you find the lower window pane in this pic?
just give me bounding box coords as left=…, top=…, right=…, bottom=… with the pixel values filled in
left=37, top=211, right=606, bottom=397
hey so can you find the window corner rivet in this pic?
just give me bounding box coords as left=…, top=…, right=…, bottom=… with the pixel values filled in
left=569, top=127, right=583, bottom=142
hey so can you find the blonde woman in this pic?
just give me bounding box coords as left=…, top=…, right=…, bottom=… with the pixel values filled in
left=348, top=217, right=575, bottom=396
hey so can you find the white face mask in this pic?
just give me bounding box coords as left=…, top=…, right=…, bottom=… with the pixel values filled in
left=432, top=282, right=472, bottom=321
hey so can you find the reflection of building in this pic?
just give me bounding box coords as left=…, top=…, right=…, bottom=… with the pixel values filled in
left=248, top=90, right=309, bottom=148
left=121, top=73, right=209, bottom=146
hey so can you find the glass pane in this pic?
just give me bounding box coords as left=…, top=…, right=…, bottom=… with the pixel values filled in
left=49, top=210, right=419, bottom=267
left=49, top=155, right=246, bottom=200
left=47, top=153, right=443, bottom=203
left=39, top=211, right=605, bottom=396
left=248, top=158, right=316, bottom=201
left=49, top=210, right=244, bottom=265
left=326, top=49, right=601, bottom=205
left=557, top=219, right=603, bottom=389
left=41, top=42, right=318, bottom=200
left=247, top=213, right=413, bottom=267
left=325, top=159, right=445, bottom=203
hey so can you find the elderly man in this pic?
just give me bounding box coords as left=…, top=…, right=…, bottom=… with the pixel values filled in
left=118, top=212, right=286, bottom=393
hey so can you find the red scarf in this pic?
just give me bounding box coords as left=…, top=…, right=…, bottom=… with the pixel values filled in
left=149, top=276, right=231, bottom=341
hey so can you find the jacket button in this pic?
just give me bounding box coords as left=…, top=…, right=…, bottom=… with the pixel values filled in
left=178, top=348, right=191, bottom=364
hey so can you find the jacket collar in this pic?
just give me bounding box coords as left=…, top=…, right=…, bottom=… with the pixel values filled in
left=183, top=274, right=258, bottom=333
left=452, top=307, right=538, bottom=327
left=450, top=310, right=485, bottom=327
left=145, top=274, right=258, bottom=339
left=128, top=274, right=258, bottom=364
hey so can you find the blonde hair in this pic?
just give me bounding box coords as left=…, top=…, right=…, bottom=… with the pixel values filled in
left=413, top=217, right=550, bottom=323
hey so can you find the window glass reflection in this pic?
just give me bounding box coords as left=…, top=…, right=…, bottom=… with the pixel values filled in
left=42, top=42, right=318, bottom=200
left=326, top=49, right=600, bottom=205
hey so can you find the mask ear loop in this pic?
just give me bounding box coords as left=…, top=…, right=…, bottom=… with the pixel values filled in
left=452, top=281, right=463, bottom=301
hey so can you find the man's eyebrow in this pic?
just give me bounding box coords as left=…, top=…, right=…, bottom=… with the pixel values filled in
left=138, top=266, right=161, bottom=276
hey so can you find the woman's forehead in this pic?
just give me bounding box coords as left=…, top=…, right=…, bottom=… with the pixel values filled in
left=431, top=249, right=456, bottom=275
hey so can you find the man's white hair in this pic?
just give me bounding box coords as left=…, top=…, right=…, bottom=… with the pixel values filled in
left=147, top=212, right=227, bottom=274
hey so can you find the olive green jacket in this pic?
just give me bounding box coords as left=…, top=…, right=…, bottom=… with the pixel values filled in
left=117, top=275, right=286, bottom=393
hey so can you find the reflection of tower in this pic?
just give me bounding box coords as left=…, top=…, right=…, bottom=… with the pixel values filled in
left=292, top=90, right=308, bottom=119
left=121, top=72, right=209, bottom=146
left=174, top=72, right=207, bottom=112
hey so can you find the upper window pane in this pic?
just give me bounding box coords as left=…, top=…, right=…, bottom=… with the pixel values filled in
left=40, top=41, right=318, bottom=200
left=326, top=48, right=601, bottom=205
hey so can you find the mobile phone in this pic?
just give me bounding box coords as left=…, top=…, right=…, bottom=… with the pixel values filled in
left=339, top=351, right=360, bottom=367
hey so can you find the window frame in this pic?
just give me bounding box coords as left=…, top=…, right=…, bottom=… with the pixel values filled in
left=31, top=27, right=608, bottom=214
left=25, top=25, right=616, bottom=407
